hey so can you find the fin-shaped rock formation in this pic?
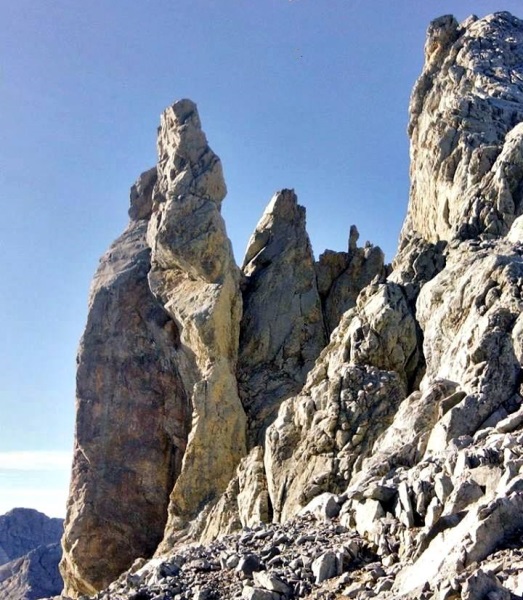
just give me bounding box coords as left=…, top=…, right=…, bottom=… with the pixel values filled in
left=62, top=12, right=523, bottom=600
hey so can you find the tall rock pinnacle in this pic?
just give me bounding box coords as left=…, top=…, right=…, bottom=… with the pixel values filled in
left=61, top=100, right=246, bottom=595
left=148, top=100, right=246, bottom=553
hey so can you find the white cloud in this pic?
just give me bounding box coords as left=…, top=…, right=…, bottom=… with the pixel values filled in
left=0, top=486, right=68, bottom=518
left=0, top=450, right=72, bottom=518
left=0, top=450, right=72, bottom=471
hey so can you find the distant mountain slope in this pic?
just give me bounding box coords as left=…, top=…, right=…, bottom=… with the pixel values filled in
left=0, top=542, right=62, bottom=600
left=0, top=508, right=63, bottom=565
left=0, top=508, right=63, bottom=599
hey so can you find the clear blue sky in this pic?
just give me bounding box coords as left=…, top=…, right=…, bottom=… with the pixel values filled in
left=1, top=0, right=522, bottom=517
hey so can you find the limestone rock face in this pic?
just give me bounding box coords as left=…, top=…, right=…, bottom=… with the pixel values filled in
left=61, top=173, right=191, bottom=596
left=63, top=12, right=523, bottom=600
left=404, top=12, right=523, bottom=244
left=147, top=100, right=246, bottom=550
left=315, top=225, right=386, bottom=336
left=61, top=101, right=245, bottom=596
left=238, top=190, right=326, bottom=443
left=417, top=240, right=523, bottom=451
left=264, top=310, right=407, bottom=522
left=248, top=11, right=523, bottom=598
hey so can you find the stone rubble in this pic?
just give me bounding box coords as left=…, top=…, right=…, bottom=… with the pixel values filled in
left=81, top=509, right=379, bottom=600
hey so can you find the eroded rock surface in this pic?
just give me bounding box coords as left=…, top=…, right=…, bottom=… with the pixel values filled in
left=61, top=101, right=245, bottom=596
left=148, top=100, right=246, bottom=552
left=238, top=189, right=326, bottom=444
left=404, top=11, right=523, bottom=244
left=60, top=169, right=191, bottom=596
left=315, top=225, right=386, bottom=336
left=63, top=11, right=523, bottom=600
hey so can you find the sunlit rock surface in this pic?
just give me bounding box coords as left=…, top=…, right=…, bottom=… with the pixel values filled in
left=62, top=12, right=523, bottom=600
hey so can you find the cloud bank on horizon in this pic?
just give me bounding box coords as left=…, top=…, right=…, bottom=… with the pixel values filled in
left=0, top=450, right=71, bottom=518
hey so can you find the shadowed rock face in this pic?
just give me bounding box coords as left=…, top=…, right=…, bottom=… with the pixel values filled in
left=61, top=100, right=247, bottom=596
left=60, top=174, right=191, bottom=596
left=63, top=12, right=523, bottom=600
left=316, top=225, right=386, bottom=337
left=238, top=189, right=326, bottom=445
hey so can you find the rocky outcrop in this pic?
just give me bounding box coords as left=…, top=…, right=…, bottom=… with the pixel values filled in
left=60, top=167, right=191, bottom=596
left=147, top=100, right=246, bottom=551
left=61, top=100, right=246, bottom=595
left=63, top=11, right=523, bottom=600
left=404, top=12, right=523, bottom=244
left=238, top=189, right=326, bottom=444
left=316, top=225, right=386, bottom=336
left=0, top=543, right=62, bottom=600
left=0, top=509, right=62, bottom=566
left=263, top=299, right=409, bottom=524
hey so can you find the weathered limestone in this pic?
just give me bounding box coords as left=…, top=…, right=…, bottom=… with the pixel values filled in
left=147, top=100, right=246, bottom=549
left=404, top=12, right=523, bottom=244
left=63, top=12, right=523, bottom=600
left=61, top=169, right=191, bottom=596
left=61, top=101, right=246, bottom=595
left=238, top=189, right=326, bottom=444
left=315, top=225, right=386, bottom=336
left=264, top=309, right=406, bottom=522
left=344, top=280, right=420, bottom=387
left=418, top=240, right=523, bottom=453
left=236, top=447, right=272, bottom=527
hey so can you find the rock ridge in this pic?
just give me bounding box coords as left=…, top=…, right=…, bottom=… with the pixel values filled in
left=62, top=11, right=523, bottom=600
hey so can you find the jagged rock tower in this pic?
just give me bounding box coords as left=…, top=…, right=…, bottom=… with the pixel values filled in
left=62, top=12, right=523, bottom=599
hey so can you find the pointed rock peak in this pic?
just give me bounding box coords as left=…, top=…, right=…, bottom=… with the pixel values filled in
left=239, top=189, right=325, bottom=441
left=348, top=224, right=359, bottom=252
left=264, top=188, right=300, bottom=218
left=168, top=98, right=200, bottom=124
left=423, top=15, right=459, bottom=66
left=242, top=189, right=305, bottom=271
left=155, top=99, right=226, bottom=206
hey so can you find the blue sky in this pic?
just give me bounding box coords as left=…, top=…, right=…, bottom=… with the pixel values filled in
left=2, top=0, right=523, bottom=517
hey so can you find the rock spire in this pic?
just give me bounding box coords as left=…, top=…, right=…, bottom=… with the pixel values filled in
left=62, top=12, right=523, bottom=600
